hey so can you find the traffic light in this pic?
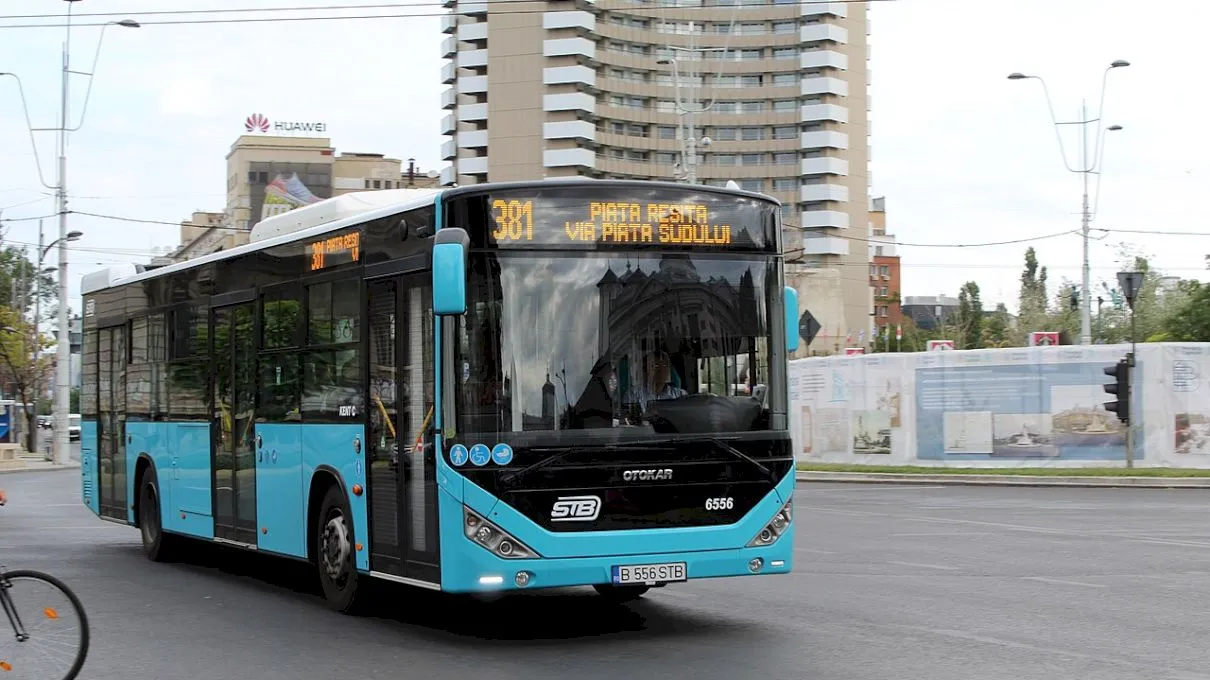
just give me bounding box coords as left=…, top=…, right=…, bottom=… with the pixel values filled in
left=1102, top=358, right=1131, bottom=424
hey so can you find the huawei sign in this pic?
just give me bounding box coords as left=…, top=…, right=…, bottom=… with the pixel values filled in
left=243, top=113, right=328, bottom=135
left=245, top=113, right=269, bottom=132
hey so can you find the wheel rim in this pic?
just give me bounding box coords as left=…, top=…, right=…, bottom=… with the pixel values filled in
left=320, top=509, right=351, bottom=585
left=141, top=486, right=158, bottom=546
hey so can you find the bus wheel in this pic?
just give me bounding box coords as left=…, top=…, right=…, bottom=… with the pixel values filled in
left=139, top=470, right=177, bottom=562
left=316, top=484, right=362, bottom=613
left=593, top=584, right=650, bottom=603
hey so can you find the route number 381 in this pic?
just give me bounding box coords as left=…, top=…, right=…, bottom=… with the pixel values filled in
left=705, top=497, right=734, bottom=511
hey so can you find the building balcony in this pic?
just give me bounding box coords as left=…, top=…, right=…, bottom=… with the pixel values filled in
left=441, top=113, right=456, bottom=134
left=458, top=129, right=489, bottom=148
left=801, top=1, right=848, bottom=18
left=441, top=139, right=457, bottom=161
left=800, top=209, right=850, bottom=229
left=544, top=37, right=596, bottom=59
left=544, top=64, right=596, bottom=87
left=800, top=49, right=848, bottom=71
left=801, top=130, right=849, bottom=150
left=453, top=0, right=487, bottom=14
left=459, top=156, right=489, bottom=175
left=543, top=92, right=596, bottom=114
left=458, top=103, right=488, bottom=122
left=441, top=61, right=457, bottom=84
left=544, top=120, right=596, bottom=142
left=441, top=87, right=457, bottom=110
left=441, top=14, right=457, bottom=33
left=800, top=183, right=849, bottom=203
left=800, top=103, right=848, bottom=123
left=544, top=147, right=596, bottom=168
left=458, top=75, right=488, bottom=94
left=440, top=165, right=456, bottom=186
left=800, top=23, right=848, bottom=44
left=801, top=156, right=849, bottom=176
left=458, top=49, right=488, bottom=68
left=457, top=22, right=487, bottom=41
left=441, top=35, right=457, bottom=59
left=543, top=10, right=595, bottom=31
left=801, top=76, right=849, bottom=97
left=798, top=234, right=850, bottom=256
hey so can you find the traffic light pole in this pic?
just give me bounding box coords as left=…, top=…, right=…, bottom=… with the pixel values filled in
left=1125, top=351, right=1134, bottom=469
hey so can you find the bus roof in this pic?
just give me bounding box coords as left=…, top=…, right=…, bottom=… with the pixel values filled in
left=80, top=178, right=779, bottom=295
left=81, top=187, right=441, bottom=294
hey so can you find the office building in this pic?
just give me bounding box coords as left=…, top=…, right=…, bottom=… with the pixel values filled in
left=439, top=0, right=872, bottom=341
left=867, top=195, right=900, bottom=334
left=159, top=135, right=439, bottom=264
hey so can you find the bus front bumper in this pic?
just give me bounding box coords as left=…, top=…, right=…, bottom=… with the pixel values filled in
left=439, top=527, right=794, bottom=593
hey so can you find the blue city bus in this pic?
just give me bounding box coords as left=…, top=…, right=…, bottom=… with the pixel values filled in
left=78, top=179, right=800, bottom=612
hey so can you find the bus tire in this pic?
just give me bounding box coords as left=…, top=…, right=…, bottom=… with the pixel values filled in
left=138, top=469, right=178, bottom=563
left=593, top=583, right=650, bottom=603
left=315, top=484, right=362, bottom=614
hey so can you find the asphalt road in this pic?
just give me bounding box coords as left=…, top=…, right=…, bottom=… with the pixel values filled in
left=3, top=475, right=1210, bottom=680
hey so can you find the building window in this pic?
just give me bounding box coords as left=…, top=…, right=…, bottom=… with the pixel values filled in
left=772, top=178, right=797, bottom=192
left=773, top=99, right=797, bottom=111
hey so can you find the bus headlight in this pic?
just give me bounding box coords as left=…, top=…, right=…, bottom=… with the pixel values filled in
left=747, top=498, right=793, bottom=547
left=464, top=507, right=539, bottom=559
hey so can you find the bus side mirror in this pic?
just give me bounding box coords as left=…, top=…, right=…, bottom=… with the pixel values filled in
left=784, top=286, right=800, bottom=352
left=432, top=227, right=470, bottom=316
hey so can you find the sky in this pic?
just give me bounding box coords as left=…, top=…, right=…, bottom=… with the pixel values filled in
left=1, top=0, right=1207, bottom=315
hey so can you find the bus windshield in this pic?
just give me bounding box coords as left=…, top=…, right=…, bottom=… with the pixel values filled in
left=452, top=251, right=782, bottom=438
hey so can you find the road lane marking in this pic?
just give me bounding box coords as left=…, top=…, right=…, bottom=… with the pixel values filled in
left=887, top=560, right=958, bottom=571
left=1022, top=576, right=1106, bottom=589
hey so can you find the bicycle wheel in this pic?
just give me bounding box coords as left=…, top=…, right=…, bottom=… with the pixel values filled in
left=0, top=569, right=89, bottom=680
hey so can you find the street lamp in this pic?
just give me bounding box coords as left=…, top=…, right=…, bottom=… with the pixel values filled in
left=656, top=40, right=724, bottom=184
left=3, top=3, right=141, bottom=465
left=1008, top=59, right=1130, bottom=346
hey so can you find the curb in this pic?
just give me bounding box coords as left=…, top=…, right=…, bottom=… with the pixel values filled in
left=0, top=463, right=81, bottom=475
left=795, top=471, right=1210, bottom=489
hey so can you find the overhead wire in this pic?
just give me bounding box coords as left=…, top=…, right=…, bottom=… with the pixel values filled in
left=0, top=0, right=899, bottom=29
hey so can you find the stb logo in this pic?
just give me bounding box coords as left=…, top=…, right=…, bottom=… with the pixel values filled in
left=245, top=113, right=269, bottom=132
left=551, top=495, right=601, bottom=522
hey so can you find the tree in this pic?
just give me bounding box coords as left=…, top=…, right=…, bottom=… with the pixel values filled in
left=1157, top=280, right=1210, bottom=342
left=1016, top=247, right=1049, bottom=341
left=953, top=281, right=984, bottom=349
left=0, top=306, right=53, bottom=453
left=0, top=246, right=56, bottom=315
left=982, top=303, right=1012, bottom=347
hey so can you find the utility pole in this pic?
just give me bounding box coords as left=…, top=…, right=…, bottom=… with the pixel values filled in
left=1008, top=60, right=1130, bottom=346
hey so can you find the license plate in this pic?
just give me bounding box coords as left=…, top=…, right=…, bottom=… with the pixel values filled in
left=611, top=562, right=687, bottom=585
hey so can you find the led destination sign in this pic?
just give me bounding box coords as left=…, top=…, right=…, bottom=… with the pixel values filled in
left=490, top=198, right=736, bottom=248
left=308, top=230, right=361, bottom=271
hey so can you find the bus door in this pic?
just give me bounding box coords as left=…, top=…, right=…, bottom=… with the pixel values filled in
left=210, top=301, right=258, bottom=546
left=96, top=324, right=127, bottom=522
left=365, top=274, right=440, bottom=584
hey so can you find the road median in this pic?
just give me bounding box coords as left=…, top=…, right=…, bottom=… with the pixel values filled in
left=796, top=465, right=1210, bottom=489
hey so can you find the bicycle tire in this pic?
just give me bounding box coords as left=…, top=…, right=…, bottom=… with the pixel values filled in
left=2, top=569, right=90, bottom=680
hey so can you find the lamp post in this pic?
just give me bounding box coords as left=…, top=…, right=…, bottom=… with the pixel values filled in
left=1008, top=60, right=1129, bottom=346
left=0, top=2, right=140, bottom=465
left=656, top=37, right=725, bottom=184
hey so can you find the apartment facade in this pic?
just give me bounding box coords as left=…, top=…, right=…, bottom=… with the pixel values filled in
left=439, top=0, right=872, bottom=342
left=867, top=195, right=900, bottom=333
left=159, top=135, right=439, bottom=264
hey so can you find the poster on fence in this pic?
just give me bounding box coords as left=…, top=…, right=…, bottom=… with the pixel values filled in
left=786, top=343, right=1210, bottom=468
